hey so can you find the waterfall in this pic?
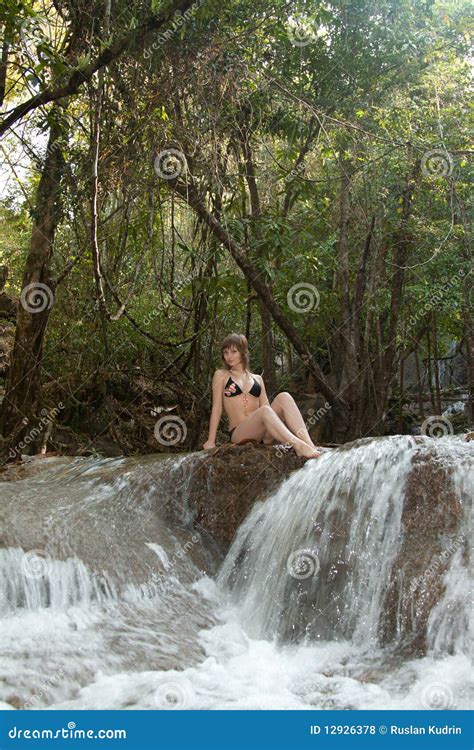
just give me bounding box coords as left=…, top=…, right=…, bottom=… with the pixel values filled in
left=0, top=548, right=117, bottom=614
left=218, top=435, right=472, bottom=655
left=0, top=439, right=471, bottom=710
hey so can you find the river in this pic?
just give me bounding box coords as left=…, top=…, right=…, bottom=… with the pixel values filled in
left=0, top=436, right=472, bottom=710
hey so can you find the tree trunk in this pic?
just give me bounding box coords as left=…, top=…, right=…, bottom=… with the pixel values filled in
left=462, top=305, right=474, bottom=424
left=241, top=132, right=276, bottom=394
left=425, top=328, right=437, bottom=414
left=89, top=0, right=111, bottom=356
left=334, top=163, right=359, bottom=403
left=415, top=346, right=425, bottom=419
left=453, top=189, right=474, bottom=423
left=432, top=312, right=442, bottom=414
left=0, top=22, right=10, bottom=108
left=260, top=302, right=276, bottom=397
left=0, top=114, right=66, bottom=447
left=375, top=158, right=421, bottom=428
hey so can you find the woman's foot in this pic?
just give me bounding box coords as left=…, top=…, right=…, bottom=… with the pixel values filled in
left=294, top=439, right=321, bottom=459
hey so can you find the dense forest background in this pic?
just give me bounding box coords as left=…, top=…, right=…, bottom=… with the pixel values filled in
left=0, top=0, right=472, bottom=458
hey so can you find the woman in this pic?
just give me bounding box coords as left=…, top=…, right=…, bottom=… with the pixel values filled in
left=203, top=333, right=321, bottom=459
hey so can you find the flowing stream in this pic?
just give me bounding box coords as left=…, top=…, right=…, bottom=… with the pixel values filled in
left=0, top=436, right=472, bottom=710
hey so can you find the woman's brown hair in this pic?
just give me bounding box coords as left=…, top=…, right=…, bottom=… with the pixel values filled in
left=221, top=333, right=250, bottom=372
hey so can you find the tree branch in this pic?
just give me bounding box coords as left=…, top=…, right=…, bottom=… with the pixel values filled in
left=0, top=0, right=199, bottom=138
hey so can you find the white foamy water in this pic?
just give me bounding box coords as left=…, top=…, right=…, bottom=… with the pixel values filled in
left=45, top=578, right=473, bottom=711
left=0, top=437, right=472, bottom=710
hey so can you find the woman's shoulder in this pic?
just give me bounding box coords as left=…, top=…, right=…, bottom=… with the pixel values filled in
left=213, top=368, right=230, bottom=380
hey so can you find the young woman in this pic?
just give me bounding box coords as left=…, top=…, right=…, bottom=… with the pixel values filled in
left=203, top=333, right=321, bottom=459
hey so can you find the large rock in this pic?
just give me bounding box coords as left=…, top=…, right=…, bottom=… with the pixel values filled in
left=163, top=441, right=308, bottom=551
left=165, top=437, right=470, bottom=657
left=378, top=442, right=467, bottom=656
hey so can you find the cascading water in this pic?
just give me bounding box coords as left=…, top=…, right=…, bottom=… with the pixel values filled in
left=0, top=437, right=472, bottom=710
left=218, top=435, right=472, bottom=652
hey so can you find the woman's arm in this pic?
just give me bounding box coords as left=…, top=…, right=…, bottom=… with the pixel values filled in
left=258, top=375, right=271, bottom=407
left=203, top=370, right=225, bottom=449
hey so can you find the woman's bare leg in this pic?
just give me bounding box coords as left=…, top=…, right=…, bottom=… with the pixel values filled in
left=270, top=392, right=318, bottom=448
left=232, top=406, right=320, bottom=458
left=262, top=429, right=274, bottom=445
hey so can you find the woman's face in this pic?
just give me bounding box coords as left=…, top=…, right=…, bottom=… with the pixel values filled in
left=223, top=345, right=241, bottom=368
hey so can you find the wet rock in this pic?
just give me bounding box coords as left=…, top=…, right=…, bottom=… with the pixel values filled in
left=165, top=441, right=308, bottom=551
left=378, top=445, right=467, bottom=656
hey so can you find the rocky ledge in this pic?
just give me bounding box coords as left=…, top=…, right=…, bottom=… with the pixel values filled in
left=163, top=440, right=312, bottom=551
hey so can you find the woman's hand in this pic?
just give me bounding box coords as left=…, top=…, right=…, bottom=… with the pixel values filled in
left=202, top=440, right=216, bottom=450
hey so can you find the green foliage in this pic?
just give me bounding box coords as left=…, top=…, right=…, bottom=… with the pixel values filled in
left=0, top=0, right=471, bottom=407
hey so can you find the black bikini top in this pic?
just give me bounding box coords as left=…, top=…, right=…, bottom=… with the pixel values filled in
left=224, top=374, right=262, bottom=398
